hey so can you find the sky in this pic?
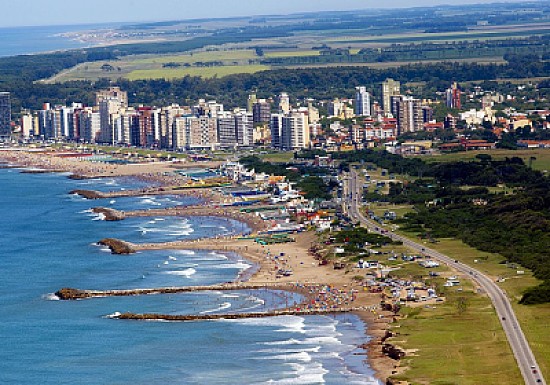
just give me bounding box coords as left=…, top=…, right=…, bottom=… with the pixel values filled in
left=0, top=0, right=535, bottom=28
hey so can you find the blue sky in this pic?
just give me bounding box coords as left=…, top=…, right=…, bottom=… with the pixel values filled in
left=0, top=0, right=532, bottom=27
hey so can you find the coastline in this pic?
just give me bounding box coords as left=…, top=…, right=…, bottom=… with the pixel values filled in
left=0, top=148, right=400, bottom=384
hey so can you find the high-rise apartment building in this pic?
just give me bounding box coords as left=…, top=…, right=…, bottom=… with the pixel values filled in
left=252, top=100, right=271, bottom=124
left=0, top=92, right=10, bottom=139
left=235, top=110, right=254, bottom=147
left=382, top=78, right=401, bottom=116
left=131, top=107, right=158, bottom=147
left=99, top=98, right=122, bottom=144
left=278, top=93, right=290, bottom=114
left=446, top=82, right=462, bottom=110
left=355, top=86, right=371, bottom=117
left=96, top=87, right=128, bottom=108
left=189, top=116, right=218, bottom=150
left=397, top=97, right=423, bottom=134
left=278, top=111, right=310, bottom=150
left=328, top=99, right=344, bottom=118
left=270, top=114, right=283, bottom=150
left=80, top=108, right=101, bottom=143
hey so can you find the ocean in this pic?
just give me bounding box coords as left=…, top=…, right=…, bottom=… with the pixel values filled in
left=0, top=24, right=118, bottom=57
left=0, top=168, right=382, bottom=384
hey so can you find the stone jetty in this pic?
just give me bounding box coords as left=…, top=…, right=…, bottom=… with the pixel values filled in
left=70, top=187, right=212, bottom=200
left=56, top=283, right=296, bottom=300
left=97, top=238, right=136, bottom=254
left=112, top=307, right=362, bottom=322
left=90, top=205, right=267, bottom=232
left=92, top=207, right=125, bottom=221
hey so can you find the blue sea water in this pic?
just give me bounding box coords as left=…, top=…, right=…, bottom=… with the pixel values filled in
left=0, top=168, right=381, bottom=385
left=0, top=24, right=119, bottom=57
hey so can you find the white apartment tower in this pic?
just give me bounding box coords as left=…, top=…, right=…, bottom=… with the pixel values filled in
left=382, top=78, right=401, bottom=116
left=281, top=111, right=309, bottom=150
left=278, top=93, right=290, bottom=114
left=355, top=86, right=371, bottom=117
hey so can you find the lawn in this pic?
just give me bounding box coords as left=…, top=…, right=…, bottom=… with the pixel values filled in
left=395, top=234, right=550, bottom=382
left=391, top=288, right=523, bottom=385
left=126, top=65, right=270, bottom=80
left=263, top=50, right=320, bottom=58
left=131, top=49, right=258, bottom=64
left=426, top=148, right=550, bottom=171
left=258, top=151, right=295, bottom=163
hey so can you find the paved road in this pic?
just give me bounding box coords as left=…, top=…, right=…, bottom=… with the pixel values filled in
left=345, top=169, right=545, bottom=385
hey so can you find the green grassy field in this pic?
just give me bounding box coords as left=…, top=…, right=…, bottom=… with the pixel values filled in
left=126, top=65, right=270, bottom=80
left=258, top=151, right=295, bottom=163
left=375, top=243, right=524, bottom=384
left=131, top=49, right=258, bottom=64
left=395, top=234, right=550, bottom=382
left=263, top=50, right=320, bottom=58
left=391, top=288, right=523, bottom=385
left=327, top=25, right=550, bottom=45
left=426, top=148, right=550, bottom=171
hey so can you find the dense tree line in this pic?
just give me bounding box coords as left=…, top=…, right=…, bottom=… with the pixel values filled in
left=4, top=53, right=550, bottom=112
left=388, top=158, right=550, bottom=305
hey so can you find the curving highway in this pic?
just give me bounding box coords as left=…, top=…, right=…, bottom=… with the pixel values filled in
left=344, top=169, right=545, bottom=385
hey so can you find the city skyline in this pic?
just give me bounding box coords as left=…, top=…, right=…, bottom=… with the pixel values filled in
left=0, top=0, right=536, bottom=28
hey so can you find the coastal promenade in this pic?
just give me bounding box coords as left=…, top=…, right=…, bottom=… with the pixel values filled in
left=346, top=169, right=546, bottom=385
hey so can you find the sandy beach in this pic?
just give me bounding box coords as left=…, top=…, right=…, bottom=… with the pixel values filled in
left=0, top=148, right=402, bottom=383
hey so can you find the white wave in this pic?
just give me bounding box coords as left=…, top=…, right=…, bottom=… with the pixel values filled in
left=303, top=336, right=342, bottom=346
left=262, top=338, right=302, bottom=346
left=92, top=213, right=106, bottom=221
left=258, top=346, right=321, bottom=354
left=214, top=262, right=252, bottom=271
left=164, top=268, right=197, bottom=278
left=175, top=250, right=196, bottom=256
left=304, top=321, right=340, bottom=337
left=259, top=351, right=312, bottom=363
left=109, top=200, right=116, bottom=205
left=79, top=209, right=93, bottom=214
left=198, top=253, right=228, bottom=261
left=221, top=294, right=240, bottom=298
left=155, top=218, right=165, bottom=221
left=99, top=247, right=112, bottom=253
left=227, top=315, right=305, bottom=334
left=141, top=198, right=161, bottom=206
left=200, top=302, right=232, bottom=314
left=168, top=231, right=194, bottom=237
left=168, top=256, right=178, bottom=261
left=262, top=336, right=341, bottom=346
left=42, top=293, right=60, bottom=301
left=104, top=311, right=121, bottom=319
left=235, top=302, right=264, bottom=313
left=169, top=263, right=199, bottom=268
left=260, top=362, right=328, bottom=385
